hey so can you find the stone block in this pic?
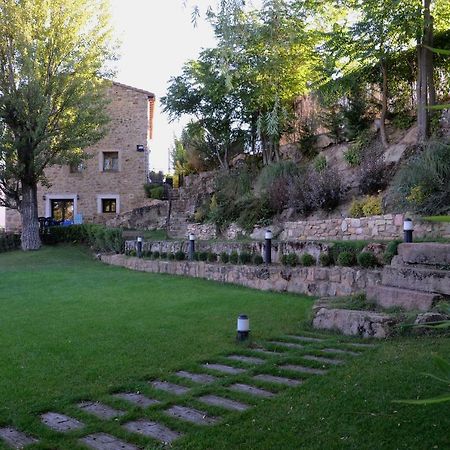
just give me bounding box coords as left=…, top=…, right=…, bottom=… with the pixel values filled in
left=123, top=419, right=182, bottom=443
left=229, top=383, right=275, bottom=398
left=0, top=427, right=38, bottom=449
left=80, top=433, right=139, bottom=450
left=164, top=406, right=218, bottom=425
left=252, top=374, right=302, bottom=386
left=397, top=243, right=450, bottom=266
left=198, top=395, right=249, bottom=411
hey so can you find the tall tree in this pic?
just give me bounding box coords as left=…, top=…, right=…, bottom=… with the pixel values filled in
left=0, top=0, right=114, bottom=250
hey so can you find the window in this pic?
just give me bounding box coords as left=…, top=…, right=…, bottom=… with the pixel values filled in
left=102, top=152, right=119, bottom=172
left=102, top=198, right=117, bottom=213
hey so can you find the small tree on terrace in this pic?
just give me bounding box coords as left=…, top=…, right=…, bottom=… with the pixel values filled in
left=0, top=0, right=115, bottom=250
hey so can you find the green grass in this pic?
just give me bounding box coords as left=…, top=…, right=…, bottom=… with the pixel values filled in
left=0, top=246, right=449, bottom=449
left=422, top=215, right=450, bottom=223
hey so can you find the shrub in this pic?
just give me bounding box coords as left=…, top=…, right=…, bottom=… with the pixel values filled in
left=220, top=252, right=229, bottom=263
left=349, top=199, right=365, bottom=218
left=358, top=155, right=387, bottom=195
left=357, top=252, right=379, bottom=268
left=313, top=155, right=327, bottom=173
left=300, top=253, right=315, bottom=266
left=207, top=252, right=217, bottom=263
left=152, top=251, right=160, bottom=259
left=168, top=253, right=175, bottom=260
left=361, top=196, right=382, bottom=216
left=337, top=251, right=357, bottom=266
left=330, top=241, right=367, bottom=264
left=0, top=233, right=20, bottom=253
left=236, top=195, right=274, bottom=231
left=129, top=249, right=137, bottom=257
left=319, top=252, right=332, bottom=267
left=257, top=160, right=301, bottom=192
left=281, top=253, right=299, bottom=267
left=193, top=251, right=200, bottom=261
left=160, top=252, right=168, bottom=259
left=198, top=251, right=208, bottom=262
left=343, top=145, right=362, bottom=167
left=383, top=240, right=401, bottom=264
left=144, top=184, right=164, bottom=199
left=229, top=251, right=239, bottom=264
left=239, top=252, right=252, bottom=265
left=252, top=254, right=264, bottom=265
left=175, top=251, right=185, bottom=261
left=143, top=250, right=153, bottom=259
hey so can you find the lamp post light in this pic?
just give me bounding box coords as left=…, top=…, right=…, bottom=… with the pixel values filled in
left=136, top=236, right=143, bottom=258
left=403, top=218, right=413, bottom=243
left=264, top=229, right=272, bottom=264
left=237, top=314, right=250, bottom=341
left=188, top=233, right=196, bottom=261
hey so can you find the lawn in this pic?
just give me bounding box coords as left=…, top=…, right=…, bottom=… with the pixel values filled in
left=0, top=246, right=448, bottom=450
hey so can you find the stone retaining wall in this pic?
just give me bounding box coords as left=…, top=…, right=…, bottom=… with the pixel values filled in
left=102, top=254, right=382, bottom=297
left=280, top=213, right=450, bottom=241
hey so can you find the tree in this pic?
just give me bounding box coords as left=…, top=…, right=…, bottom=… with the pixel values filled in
left=0, top=0, right=114, bottom=250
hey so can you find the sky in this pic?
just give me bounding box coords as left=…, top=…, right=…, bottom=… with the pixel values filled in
left=110, top=0, right=217, bottom=173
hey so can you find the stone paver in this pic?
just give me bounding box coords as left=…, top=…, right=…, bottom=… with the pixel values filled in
left=78, top=401, right=125, bottom=420
left=164, top=405, right=218, bottom=425
left=175, top=370, right=217, bottom=384
left=346, top=342, right=376, bottom=348
left=150, top=380, right=191, bottom=396
left=0, top=427, right=38, bottom=449
left=80, top=433, right=138, bottom=450
left=302, top=355, right=344, bottom=365
left=321, top=348, right=361, bottom=356
left=285, top=335, right=324, bottom=343
left=251, top=348, right=283, bottom=357
left=253, top=374, right=302, bottom=387
left=229, top=383, right=275, bottom=398
left=198, top=395, right=250, bottom=412
left=123, top=419, right=183, bottom=443
left=112, top=392, right=160, bottom=408
left=202, top=363, right=246, bottom=375
left=226, top=355, right=265, bottom=365
left=41, top=412, right=84, bottom=433
left=280, top=364, right=327, bottom=375
left=268, top=341, right=304, bottom=349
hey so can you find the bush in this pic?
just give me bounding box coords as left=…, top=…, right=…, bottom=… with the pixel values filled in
left=175, top=251, right=185, bottom=261
left=143, top=250, right=153, bottom=258
left=319, top=252, right=332, bottom=267
left=337, top=251, right=357, bottom=266
left=229, top=251, right=239, bottom=264
left=358, top=155, right=387, bottom=195
left=349, top=199, right=365, bottom=218
left=383, top=240, right=401, bottom=264
left=300, top=253, right=316, bottom=266
left=281, top=253, right=299, bottom=267
left=160, top=252, right=168, bottom=259
left=343, top=145, right=362, bottom=167
left=152, top=251, right=160, bottom=259
left=220, top=252, right=229, bottom=263
left=313, top=155, right=327, bottom=173
left=198, top=251, right=208, bottom=262
left=330, top=241, right=367, bottom=264
left=357, top=252, right=379, bottom=268
left=252, top=254, right=264, bottom=265
left=236, top=195, right=274, bottom=231
left=168, top=253, right=175, bottom=260
left=0, top=233, right=21, bottom=253
left=129, top=250, right=137, bottom=257
left=239, top=252, right=252, bottom=265
left=390, top=139, right=450, bottom=215
left=361, top=196, right=382, bottom=216
left=144, top=184, right=164, bottom=199
left=207, top=252, right=217, bottom=263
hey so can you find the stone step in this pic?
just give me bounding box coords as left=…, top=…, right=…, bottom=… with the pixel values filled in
left=41, top=412, right=84, bottom=433
left=164, top=405, right=219, bottom=425
left=397, top=243, right=450, bottom=266
left=202, top=363, right=246, bottom=375
left=320, top=348, right=361, bottom=356
left=198, top=395, right=250, bottom=412
left=229, top=383, right=275, bottom=398
left=301, top=355, right=344, bottom=366
left=279, top=364, right=327, bottom=375
left=251, top=348, right=284, bottom=357
left=226, top=355, right=265, bottom=365
left=253, top=374, right=302, bottom=387
left=175, top=370, right=218, bottom=384
left=123, top=419, right=183, bottom=443
left=80, top=433, right=138, bottom=450
left=268, top=341, right=304, bottom=350
left=367, top=285, right=441, bottom=312
left=77, top=401, right=125, bottom=420
left=0, top=427, right=38, bottom=449
left=284, top=335, right=325, bottom=343
left=382, top=266, right=450, bottom=295
left=150, top=380, right=191, bottom=396
left=112, top=392, right=160, bottom=408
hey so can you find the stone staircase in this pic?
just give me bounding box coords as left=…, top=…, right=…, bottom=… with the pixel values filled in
left=166, top=188, right=197, bottom=238
left=313, top=242, right=449, bottom=338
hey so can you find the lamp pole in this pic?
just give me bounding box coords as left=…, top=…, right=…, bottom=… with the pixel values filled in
left=188, top=233, right=196, bottom=261
left=264, top=230, right=272, bottom=264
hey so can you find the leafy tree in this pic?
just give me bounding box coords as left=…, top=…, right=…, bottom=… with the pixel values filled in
left=0, top=0, right=114, bottom=250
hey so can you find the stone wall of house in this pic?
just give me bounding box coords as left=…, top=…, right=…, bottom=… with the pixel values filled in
left=280, top=213, right=450, bottom=241
left=102, top=254, right=382, bottom=297
left=4, top=208, right=21, bottom=233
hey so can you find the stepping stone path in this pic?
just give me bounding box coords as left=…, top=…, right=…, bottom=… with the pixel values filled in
left=202, top=363, right=246, bottom=375
left=346, top=342, right=377, bottom=348
left=229, top=383, right=275, bottom=398
left=268, top=341, right=304, bottom=349
left=123, top=419, right=183, bottom=444
left=175, top=370, right=217, bottom=384
left=165, top=405, right=219, bottom=425
left=198, top=395, right=250, bottom=412
left=0, top=427, right=38, bottom=449
left=113, top=392, right=160, bottom=408
left=78, top=401, right=125, bottom=420
left=251, top=348, right=283, bottom=357
left=253, top=374, right=302, bottom=387
left=280, top=364, right=327, bottom=375
left=80, top=433, right=138, bottom=450
left=285, top=335, right=324, bottom=343
left=302, top=355, right=344, bottom=365
left=41, top=412, right=84, bottom=433
left=321, top=348, right=361, bottom=356
left=226, top=355, right=265, bottom=365
left=150, top=380, right=191, bottom=395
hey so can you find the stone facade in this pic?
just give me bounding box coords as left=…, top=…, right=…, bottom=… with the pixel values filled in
left=280, top=213, right=450, bottom=241
left=102, top=254, right=382, bottom=298
left=4, top=82, right=154, bottom=231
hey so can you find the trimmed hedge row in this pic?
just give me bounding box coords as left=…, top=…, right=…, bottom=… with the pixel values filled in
left=43, top=225, right=124, bottom=253
left=0, top=233, right=21, bottom=253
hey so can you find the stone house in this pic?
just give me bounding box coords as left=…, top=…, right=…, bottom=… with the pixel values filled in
left=1, top=81, right=155, bottom=231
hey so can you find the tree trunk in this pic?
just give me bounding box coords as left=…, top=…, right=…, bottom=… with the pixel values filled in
left=380, top=59, right=389, bottom=149
left=20, top=182, right=41, bottom=251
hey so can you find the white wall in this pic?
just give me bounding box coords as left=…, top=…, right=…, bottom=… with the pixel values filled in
left=0, top=206, right=5, bottom=230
